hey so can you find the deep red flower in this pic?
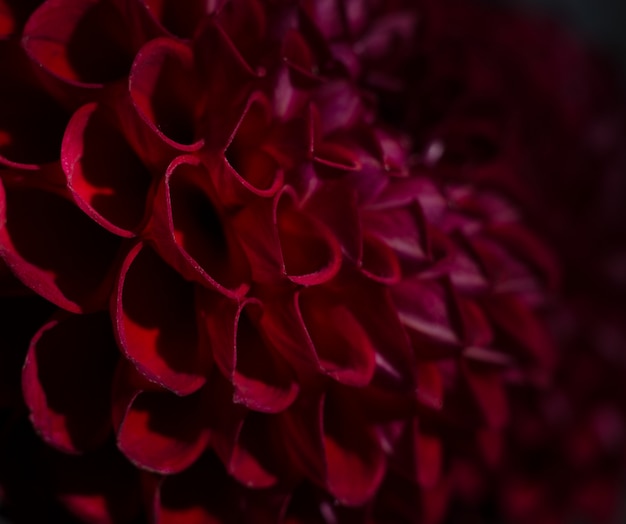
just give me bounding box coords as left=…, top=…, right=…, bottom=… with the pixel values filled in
left=0, top=1, right=624, bottom=524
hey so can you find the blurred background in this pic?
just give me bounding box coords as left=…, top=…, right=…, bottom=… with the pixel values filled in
left=495, top=0, right=626, bottom=75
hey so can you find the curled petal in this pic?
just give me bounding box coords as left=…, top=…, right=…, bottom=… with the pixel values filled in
left=297, top=286, right=376, bottom=386
left=282, top=392, right=385, bottom=506
left=48, top=443, right=142, bottom=524
left=150, top=156, right=250, bottom=297
left=62, top=102, right=152, bottom=236
left=113, top=242, right=209, bottom=395
left=216, top=0, right=266, bottom=69
left=0, top=179, right=121, bottom=312
left=393, top=276, right=465, bottom=356
left=275, top=188, right=342, bottom=286
left=200, top=292, right=298, bottom=413
left=139, top=0, right=217, bottom=39
left=360, top=232, right=401, bottom=284
left=23, top=0, right=136, bottom=88
left=23, top=313, right=118, bottom=454
left=130, top=38, right=204, bottom=150
left=148, top=452, right=238, bottom=524
left=116, top=386, right=211, bottom=474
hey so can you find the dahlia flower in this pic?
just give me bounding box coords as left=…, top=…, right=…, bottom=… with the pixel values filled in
left=0, top=1, right=624, bottom=523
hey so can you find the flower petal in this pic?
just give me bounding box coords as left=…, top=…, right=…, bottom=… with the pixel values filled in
left=23, top=313, right=118, bottom=454
left=62, top=102, right=152, bottom=236
left=0, top=179, right=121, bottom=313
left=23, top=0, right=137, bottom=88
left=275, top=189, right=342, bottom=286
left=130, top=37, right=204, bottom=150
left=297, top=286, right=376, bottom=386
left=116, top=385, right=211, bottom=474
left=150, top=155, right=250, bottom=297
left=113, top=242, right=209, bottom=395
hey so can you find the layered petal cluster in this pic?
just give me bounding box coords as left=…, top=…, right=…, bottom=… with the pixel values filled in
left=0, top=1, right=624, bottom=524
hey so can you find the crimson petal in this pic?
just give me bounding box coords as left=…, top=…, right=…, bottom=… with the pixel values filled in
left=113, top=242, right=209, bottom=395
left=297, top=286, right=376, bottom=387
left=62, top=102, right=152, bottom=236
left=23, top=313, right=118, bottom=454
left=115, top=385, right=211, bottom=474
left=23, top=0, right=136, bottom=88
left=0, top=179, right=121, bottom=312
left=275, top=189, right=342, bottom=286
left=130, top=37, right=204, bottom=150
left=150, top=155, right=250, bottom=297
left=200, top=293, right=298, bottom=413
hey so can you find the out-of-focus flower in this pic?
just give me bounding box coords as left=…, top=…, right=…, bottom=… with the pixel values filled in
left=0, top=1, right=624, bottom=523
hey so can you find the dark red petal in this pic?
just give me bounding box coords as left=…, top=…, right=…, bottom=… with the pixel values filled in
left=113, top=242, right=209, bottom=395
left=0, top=42, right=68, bottom=167
left=139, top=0, right=215, bottom=39
left=200, top=293, right=298, bottom=413
left=216, top=0, right=266, bottom=69
left=23, top=313, right=118, bottom=454
left=323, top=391, right=386, bottom=505
left=275, top=189, right=342, bottom=286
left=116, top=386, right=211, bottom=474
left=360, top=232, right=401, bottom=284
left=23, top=0, right=136, bottom=87
left=130, top=38, right=204, bottom=150
left=297, top=286, right=376, bottom=386
left=0, top=180, right=121, bottom=313
left=282, top=29, right=320, bottom=86
left=391, top=420, right=442, bottom=489
left=49, top=443, right=142, bottom=524
left=220, top=93, right=283, bottom=197
left=416, top=362, right=443, bottom=410
left=304, top=181, right=362, bottom=261
left=482, top=293, right=555, bottom=369
left=213, top=411, right=280, bottom=489
left=62, top=102, right=152, bottom=236
left=150, top=156, right=250, bottom=297
left=149, top=452, right=238, bottom=524
left=233, top=301, right=298, bottom=413
left=462, top=360, right=509, bottom=429
left=313, top=141, right=362, bottom=179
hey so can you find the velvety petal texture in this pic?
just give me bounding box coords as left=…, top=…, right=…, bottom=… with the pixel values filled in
left=0, top=1, right=624, bottom=524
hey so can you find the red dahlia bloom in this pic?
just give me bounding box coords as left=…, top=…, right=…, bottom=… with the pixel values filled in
left=0, top=1, right=624, bottom=523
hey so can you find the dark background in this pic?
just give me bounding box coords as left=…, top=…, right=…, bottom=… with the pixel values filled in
left=496, top=0, right=626, bottom=74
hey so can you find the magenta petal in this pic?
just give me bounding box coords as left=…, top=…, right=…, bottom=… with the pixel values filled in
left=393, top=276, right=464, bottom=352
left=0, top=180, right=121, bottom=313
left=275, top=189, right=342, bottom=286
left=22, top=313, right=117, bottom=454
left=113, top=242, right=209, bottom=395
left=116, top=386, right=211, bottom=474
left=297, top=286, right=375, bottom=386
left=23, top=0, right=135, bottom=87
left=150, top=155, right=250, bottom=297
left=130, top=38, right=204, bottom=150
left=62, top=102, right=152, bottom=236
left=416, top=362, right=443, bottom=410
